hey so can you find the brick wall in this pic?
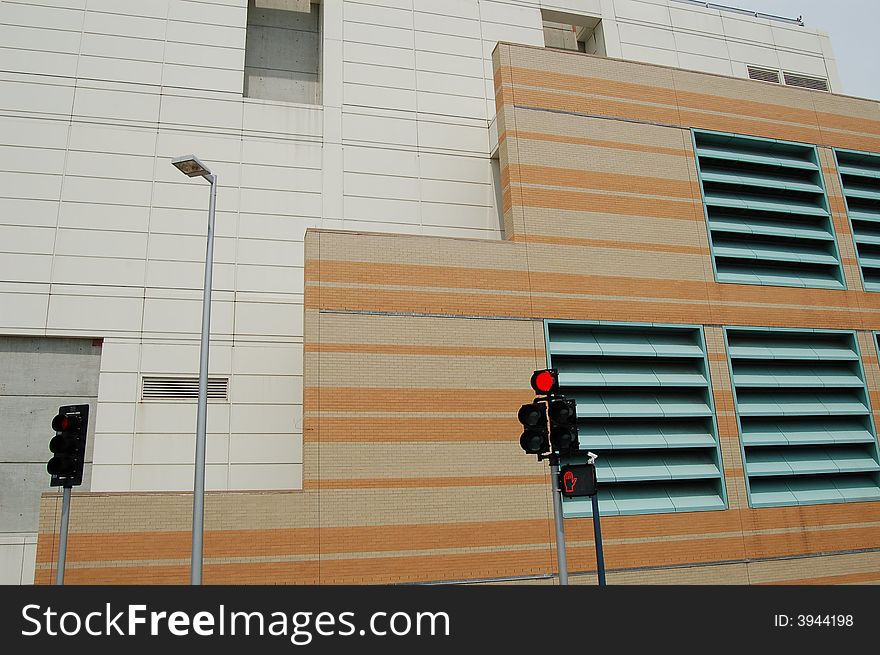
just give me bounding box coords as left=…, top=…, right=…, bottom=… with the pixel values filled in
left=36, top=44, right=880, bottom=585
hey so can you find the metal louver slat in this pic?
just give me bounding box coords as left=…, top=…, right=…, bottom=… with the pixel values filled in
left=783, top=71, right=829, bottom=91
left=726, top=328, right=880, bottom=509
left=547, top=321, right=726, bottom=518
left=142, top=376, right=229, bottom=400
left=835, top=149, right=880, bottom=291
left=694, top=130, right=844, bottom=289
left=747, top=65, right=781, bottom=84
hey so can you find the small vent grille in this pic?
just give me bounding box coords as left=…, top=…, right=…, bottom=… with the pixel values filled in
left=694, top=130, right=844, bottom=289
left=783, top=72, right=829, bottom=92
left=835, top=149, right=880, bottom=290
left=727, top=328, right=880, bottom=508
left=142, top=377, right=229, bottom=400
left=747, top=66, right=780, bottom=84
left=547, top=322, right=726, bottom=517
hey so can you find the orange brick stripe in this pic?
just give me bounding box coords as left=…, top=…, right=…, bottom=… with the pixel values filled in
left=514, top=183, right=701, bottom=220
left=306, top=417, right=521, bottom=442
left=503, top=66, right=880, bottom=138
left=507, top=164, right=696, bottom=199
left=304, top=343, right=539, bottom=358
left=304, top=259, right=531, bottom=292
left=503, top=130, right=690, bottom=158
left=305, top=285, right=534, bottom=317
left=305, top=387, right=529, bottom=412
left=742, top=526, right=880, bottom=560
left=35, top=565, right=195, bottom=586
left=509, top=85, right=832, bottom=150
left=306, top=285, right=880, bottom=331
left=36, top=520, right=556, bottom=564
left=302, top=475, right=547, bottom=490
left=756, top=571, right=880, bottom=585
left=307, top=260, right=867, bottom=311
left=513, top=234, right=710, bottom=256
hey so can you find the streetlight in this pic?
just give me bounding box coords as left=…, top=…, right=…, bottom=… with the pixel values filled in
left=171, top=154, right=217, bottom=586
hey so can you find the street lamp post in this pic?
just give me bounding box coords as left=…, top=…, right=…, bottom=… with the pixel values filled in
left=171, top=154, right=217, bottom=586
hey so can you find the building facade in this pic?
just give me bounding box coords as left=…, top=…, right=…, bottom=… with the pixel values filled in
left=1, top=0, right=876, bottom=584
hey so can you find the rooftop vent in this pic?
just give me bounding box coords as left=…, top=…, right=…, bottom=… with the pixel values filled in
left=783, top=72, right=829, bottom=92
left=747, top=66, right=781, bottom=84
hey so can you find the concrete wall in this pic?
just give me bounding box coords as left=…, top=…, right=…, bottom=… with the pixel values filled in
left=0, top=0, right=842, bottom=507
left=0, top=336, right=100, bottom=584
left=244, top=0, right=321, bottom=103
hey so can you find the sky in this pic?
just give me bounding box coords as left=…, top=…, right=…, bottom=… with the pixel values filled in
left=756, top=0, right=879, bottom=99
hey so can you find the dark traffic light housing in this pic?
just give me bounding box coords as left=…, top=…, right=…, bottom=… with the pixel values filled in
left=518, top=402, right=549, bottom=455
left=548, top=397, right=579, bottom=455
left=48, top=404, right=89, bottom=487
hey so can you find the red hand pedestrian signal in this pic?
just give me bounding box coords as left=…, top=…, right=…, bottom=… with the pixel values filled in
left=563, top=470, right=577, bottom=493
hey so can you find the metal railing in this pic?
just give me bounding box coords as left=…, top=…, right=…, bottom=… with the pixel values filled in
left=670, top=0, right=805, bottom=26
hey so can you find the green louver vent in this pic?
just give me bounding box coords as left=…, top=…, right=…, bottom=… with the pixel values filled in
left=694, top=130, right=844, bottom=289
left=835, top=149, right=880, bottom=290
left=546, top=321, right=726, bottom=517
left=727, top=328, right=880, bottom=508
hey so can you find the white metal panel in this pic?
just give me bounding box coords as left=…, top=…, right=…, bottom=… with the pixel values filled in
left=229, top=434, right=302, bottom=463
left=2, top=79, right=75, bottom=116
left=51, top=255, right=147, bottom=288
left=0, top=253, right=53, bottom=284
left=133, top=434, right=229, bottom=465
left=228, top=463, right=302, bottom=490
left=231, top=403, right=301, bottom=433
left=90, top=465, right=132, bottom=491
left=346, top=1, right=413, bottom=30
left=80, top=32, right=165, bottom=61
left=0, top=291, right=48, bottom=329
left=93, top=401, right=137, bottom=434
left=160, top=94, right=244, bottom=130
left=233, top=299, right=305, bottom=337
left=136, top=402, right=231, bottom=433
left=0, top=47, right=78, bottom=78
left=141, top=296, right=235, bottom=335
left=72, top=87, right=161, bottom=122
left=344, top=171, right=421, bottom=201
left=234, top=345, right=303, bottom=378
left=83, top=11, right=166, bottom=40
left=91, top=434, right=134, bottom=465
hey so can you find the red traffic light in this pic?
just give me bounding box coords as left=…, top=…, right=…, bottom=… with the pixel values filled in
left=51, top=414, right=69, bottom=432
left=530, top=369, right=558, bottom=395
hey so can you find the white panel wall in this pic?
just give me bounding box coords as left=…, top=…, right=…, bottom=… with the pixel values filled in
left=0, top=0, right=839, bottom=499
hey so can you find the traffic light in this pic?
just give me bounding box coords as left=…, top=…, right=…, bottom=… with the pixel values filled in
left=48, top=404, right=89, bottom=487
left=548, top=397, right=579, bottom=455
left=518, top=402, right=549, bottom=455
left=530, top=368, right=558, bottom=396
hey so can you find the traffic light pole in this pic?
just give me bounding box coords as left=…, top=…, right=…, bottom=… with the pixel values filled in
left=55, top=486, right=71, bottom=585
left=549, top=456, right=569, bottom=586
left=590, top=491, right=606, bottom=586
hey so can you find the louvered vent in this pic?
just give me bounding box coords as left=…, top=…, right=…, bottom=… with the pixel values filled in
left=142, top=376, right=229, bottom=400
left=835, top=149, right=880, bottom=290
left=727, top=328, right=880, bottom=508
left=783, top=72, right=829, bottom=92
left=694, top=130, right=844, bottom=289
left=547, top=322, right=726, bottom=517
left=747, top=66, right=780, bottom=84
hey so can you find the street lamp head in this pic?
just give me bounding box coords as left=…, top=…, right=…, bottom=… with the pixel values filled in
left=172, top=154, right=212, bottom=178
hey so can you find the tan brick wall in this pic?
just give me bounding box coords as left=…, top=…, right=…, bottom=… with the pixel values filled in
left=36, top=44, right=880, bottom=585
